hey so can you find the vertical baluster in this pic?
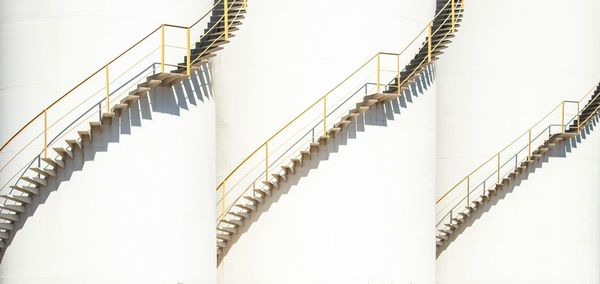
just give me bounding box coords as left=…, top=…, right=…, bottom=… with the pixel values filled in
left=561, top=101, right=565, bottom=133
left=265, top=142, right=269, bottom=181
left=376, top=53, right=381, bottom=94
left=497, top=153, right=500, bottom=184
left=428, top=23, right=432, bottom=62
left=105, top=65, right=109, bottom=113
left=397, top=54, right=401, bottom=94
left=161, top=25, right=165, bottom=73
left=43, top=110, right=48, bottom=159
left=186, top=28, right=191, bottom=76
left=224, top=0, right=229, bottom=40
left=323, top=97, right=327, bottom=136
left=451, top=0, right=456, bottom=32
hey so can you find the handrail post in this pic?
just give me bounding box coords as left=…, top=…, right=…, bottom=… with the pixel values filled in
left=186, top=28, right=191, bottom=76
left=577, top=102, right=580, bottom=131
left=561, top=101, right=565, bottom=133
left=224, top=0, right=229, bottom=40
left=43, top=110, right=48, bottom=159
left=161, top=25, right=165, bottom=73
left=451, top=0, right=456, bottom=32
left=428, top=23, right=432, bottom=62
left=221, top=182, right=225, bottom=219
left=376, top=53, right=381, bottom=94
left=528, top=129, right=532, bottom=158
left=265, top=142, right=269, bottom=181
left=466, top=175, right=470, bottom=207
left=462, top=0, right=465, bottom=9
left=396, top=54, right=401, bottom=94
left=243, top=0, right=247, bottom=9
left=105, top=65, right=109, bottom=113
left=323, top=97, right=327, bottom=136
left=497, top=153, right=500, bottom=184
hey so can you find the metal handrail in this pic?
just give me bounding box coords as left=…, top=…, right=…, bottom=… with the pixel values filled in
left=435, top=82, right=600, bottom=231
left=436, top=83, right=599, bottom=205
left=0, top=0, right=232, bottom=153
left=215, top=0, right=465, bottom=223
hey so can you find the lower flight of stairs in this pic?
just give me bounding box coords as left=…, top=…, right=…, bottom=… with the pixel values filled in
left=435, top=83, right=600, bottom=253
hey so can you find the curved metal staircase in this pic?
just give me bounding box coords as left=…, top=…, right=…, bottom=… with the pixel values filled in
left=0, top=0, right=248, bottom=252
left=435, top=82, right=600, bottom=255
left=215, top=0, right=465, bottom=259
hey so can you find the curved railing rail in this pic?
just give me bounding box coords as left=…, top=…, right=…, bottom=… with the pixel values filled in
left=0, top=0, right=247, bottom=215
left=215, top=0, right=464, bottom=225
left=435, top=82, right=600, bottom=231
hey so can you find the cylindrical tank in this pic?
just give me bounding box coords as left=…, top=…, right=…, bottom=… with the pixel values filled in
left=0, top=1, right=217, bottom=283
left=212, top=0, right=437, bottom=283
left=435, top=0, right=600, bottom=282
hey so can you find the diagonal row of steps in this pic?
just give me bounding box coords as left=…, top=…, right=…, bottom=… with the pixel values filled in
left=0, top=0, right=248, bottom=250
left=435, top=83, right=600, bottom=252
left=215, top=0, right=465, bottom=258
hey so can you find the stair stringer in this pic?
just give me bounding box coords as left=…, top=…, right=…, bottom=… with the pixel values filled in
left=217, top=65, right=437, bottom=284
left=435, top=115, right=600, bottom=283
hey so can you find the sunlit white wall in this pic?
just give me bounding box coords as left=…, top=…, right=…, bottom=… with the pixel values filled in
left=212, top=0, right=437, bottom=283
left=435, top=0, right=600, bottom=282
left=0, top=1, right=217, bottom=283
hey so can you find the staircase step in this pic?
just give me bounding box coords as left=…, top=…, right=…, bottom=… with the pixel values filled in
left=253, top=187, right=271, bottom=197
left=9, top=185, right=39, bottom=195
left=21, top=176, right=47, bottom=186
left=228, top=211, right=250, bottom=219
left=217, top=234, right=232, bottom=241
left=291, top=158, right=302, bottom=167
left=53, top=147, right=73, bottom=160
left=0, top=223, right=14, bottom=231
left=101, top=112, right=115, bottom=121
left=139, top=79, right=162, bottom=88
left=65, top=139, right=82, bottom=150
left=0, top=214, right=19, bottom=222
left=0, top=232, right=9, bottom=239
left=41, top=157, right=64, bottom=169
left=30, top=167, right=56, bottom=178
left=221, top=219, right=243, bottom=227
left=272, top=173, right=286, bottom=182
left=78, top=130, right=91, bottom=141
left=235, top=204, right=256, bottom=211
left=244, top=195, right=263, bottom=204
left=262, top=180, right=277, bottom=189
left=217, top=240, right=227, bottom=248
left=89, top=121, right=102, bottom=131
left=130, top=87, right=151, bottom=96
left=2, top=194, right=32, bottom=204
left=281, top=165, right=295, bottom=175
left=0, top=204, right=26, bottom=213
left=218, top=226, right=237, bottom=234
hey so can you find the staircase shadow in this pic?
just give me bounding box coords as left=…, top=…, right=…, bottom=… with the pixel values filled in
left=435, top=114, right=599, bottom=257
left=218, top=63, right=437, bottom=263
left=1, top=63, right=215, bottom=258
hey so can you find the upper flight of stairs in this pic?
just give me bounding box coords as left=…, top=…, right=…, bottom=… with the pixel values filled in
left=0, top=0, right=247, bottom=252
left=435, top=82, right=600, bottom=254
left=215, top=0, right=465, bottom=259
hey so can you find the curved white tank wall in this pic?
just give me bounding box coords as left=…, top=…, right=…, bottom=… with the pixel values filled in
left=435, top=0, right=600, bottom=282
left=436, top=123, right=600, bottom=283
left=0, top=78, right=217, bottom=283
left=0, top=1, right=217, bottom=283
left=218, top=80, right=437, bottom=284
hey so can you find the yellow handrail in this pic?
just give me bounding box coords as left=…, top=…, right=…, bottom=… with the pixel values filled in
left=0, top=0, right=228, bottom=153
left=436, top=82, right=600, bottom=205
left=215, top=0, right=463, bottom=224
